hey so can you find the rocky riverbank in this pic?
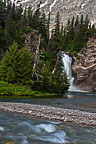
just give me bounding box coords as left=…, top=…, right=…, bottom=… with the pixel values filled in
left=0, top=102, right=96, bottom=127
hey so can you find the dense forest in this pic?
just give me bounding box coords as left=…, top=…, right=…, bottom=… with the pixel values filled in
left=0, top=0, right=96, bottom=95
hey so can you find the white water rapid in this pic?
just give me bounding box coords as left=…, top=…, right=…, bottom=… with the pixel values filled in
left=62, top=53, right=82, bottom=92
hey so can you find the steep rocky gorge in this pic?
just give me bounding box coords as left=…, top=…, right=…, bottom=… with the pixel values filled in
left=72, top=36, right=96, bottom=92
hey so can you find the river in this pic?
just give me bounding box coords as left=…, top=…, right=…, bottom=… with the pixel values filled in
left=0, top=92, right=96, bottom=144
left=0, top=110, right=96, bottom=144
left=0, top=92, right=96, bottom=112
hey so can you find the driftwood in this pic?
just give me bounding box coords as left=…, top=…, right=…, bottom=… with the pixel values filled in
left=32, top=34, right=41, bottom=78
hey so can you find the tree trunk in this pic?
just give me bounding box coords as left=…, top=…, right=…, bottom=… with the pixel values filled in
left=51, top=55, right=59, bottom=75
left=32, top=34, right=41, bottom=78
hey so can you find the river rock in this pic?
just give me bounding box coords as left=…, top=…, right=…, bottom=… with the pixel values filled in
left=72, top=35, right=96, bottom=92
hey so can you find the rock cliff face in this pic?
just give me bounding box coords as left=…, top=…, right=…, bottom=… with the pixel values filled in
left=72, top=36, right=96, bottom=92
left=15, top=0, right=96, bottom=29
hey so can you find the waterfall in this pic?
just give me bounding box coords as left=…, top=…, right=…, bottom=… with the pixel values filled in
left=62, top=53, right=88, bottom=92
left=62, top=53, right=74, bottom=91
left=62, top=53, right=82, bottom=92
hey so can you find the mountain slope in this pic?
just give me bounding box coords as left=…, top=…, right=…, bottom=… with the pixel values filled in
left=16, top=0, right=96, bottom=28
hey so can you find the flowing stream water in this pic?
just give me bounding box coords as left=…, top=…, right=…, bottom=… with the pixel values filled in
left=0, top=92, right=96, bottom=143
left=0, top=110, right=95, bottom=144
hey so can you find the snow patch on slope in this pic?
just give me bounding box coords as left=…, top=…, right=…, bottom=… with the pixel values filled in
left=40, top=0, right=48, bottom=8
left=91, top=20, right=96, bottom=26
left=81, top=3, right=86, bottom=9
left=35, top=0, right=38, bottom=4
left=50, top=0, right=57, bottom=12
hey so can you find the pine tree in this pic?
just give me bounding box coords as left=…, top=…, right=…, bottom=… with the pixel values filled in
left=55, top=11, right=60, bottom=35
left=65, top=19, right=71, bottom=44
left=39, top=12, right=48, bottom=50
left=75, top=15, right=79, bottom=28
left=5, top=10, right=14, bottom=45
left=32, top=4, right=41, bottom=30
left=65, top=17, right=75, bottom=45
left=0, top=0, right=5, bottom=27
left=50, top=11, right=61, bottom=52
left=49, top=12, right=63, bottom=74
left=0, top=42, right=33, bottom=85
left=71, top=30, right=82, bottom=53
left=6, top=0, right=12, bottom=14
left=91, top=24, right=96, bottom=36
left=0, top=42, right=19, bottom=83
left=15, top=5, right=23, bottom=21
left=46, top=12, right=50, bottom=46
left=16, top=47, right=33, bottom=85
left=12, top=2, right=16, bottom=20
left=0, top=26, right=6, bottom=52
left=27, top=5, right=33, bottom=27
left=23, top=8, right=27, bottom=29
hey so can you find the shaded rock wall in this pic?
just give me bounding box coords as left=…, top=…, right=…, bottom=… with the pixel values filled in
left=72, top=36, right=96, bottom=92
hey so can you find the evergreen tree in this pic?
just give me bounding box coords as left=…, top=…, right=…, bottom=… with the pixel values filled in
left=39, top=12, right=48, bottom=50
left=12, top=2, right=16, bottom=20
left=0, top=3, right=96, bottom=94
left=65, top=17, right=75, bottom=45
left=0, top=0, right=5, bottom=27
left=75, top=15, right=79, bottom=28
left=65, top=19, right=71, bottom=44
left=81, top=15, right=90, bottom=42
left=27, top=5, right=33, bottom=27
left=22, top=8, right=27, bottom=29
left=15, top=5, right=23, bottom=21
left=50, top=11, right=61, bottom=53
left=91, top=24, right=96, bottom=36
left=32, top=4, right=41, bottom=30
left=5, top=10, right=14, bottom=45
left=0, top=42, right=33, bottom=85
left=46, top=12, right=50, bottom=46
left=6, top=0, right=12, bottom=15
left=0, top=26, right=6, bottom=53
left=55, top=11, right=60, bottom=35
left=71, top=30, right=83, bottom=53
left=33, top=63, right=69, bottom=94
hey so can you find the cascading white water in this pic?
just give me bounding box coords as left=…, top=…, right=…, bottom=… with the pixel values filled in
left=62, top=53, right=83, bottom=92
left=62, top=53, right=74, bottom=91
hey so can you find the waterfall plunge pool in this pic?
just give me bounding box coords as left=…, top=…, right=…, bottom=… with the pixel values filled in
left=0, top=111, right=96, bottom=144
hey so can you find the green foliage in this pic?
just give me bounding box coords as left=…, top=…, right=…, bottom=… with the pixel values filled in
left=33, top=67, right=69, bottom=94
left=0, top=26, right=6, bottom=53
left=0, top=81, right=44, bottom=96
left=40, top=52, right=51, bottom=61
left=52, top=71, right=69, bottom=94
left=62, top=15, right=96, bottom=55
left=0, top=1, right=96, bottom=95
left=0, top=42, right=33, bottom=85
left=24, top=26, right=31, bottom=33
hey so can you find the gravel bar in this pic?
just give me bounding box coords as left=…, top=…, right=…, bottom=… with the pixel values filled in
left=0, top=102, right=96, bottom=126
